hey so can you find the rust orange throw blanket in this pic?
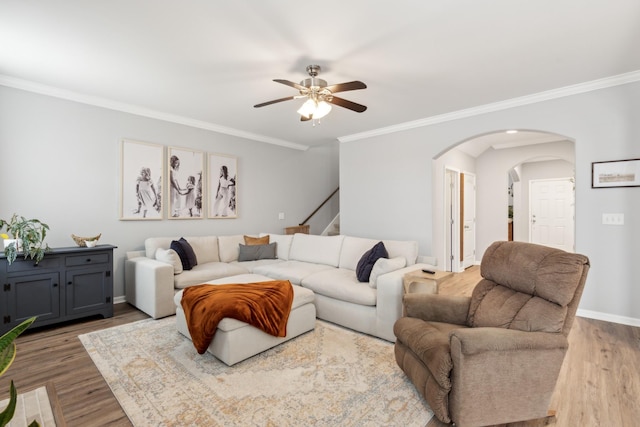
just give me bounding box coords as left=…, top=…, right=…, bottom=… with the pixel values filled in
left=181, top=280, right=294, bottom=354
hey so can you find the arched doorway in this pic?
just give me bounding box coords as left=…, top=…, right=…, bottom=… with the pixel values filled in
left=434, top=130, right=576, bottom=271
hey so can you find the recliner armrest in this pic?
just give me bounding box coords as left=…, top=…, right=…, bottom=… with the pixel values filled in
left=450, top=327, right=569, bottom=355
left=404, top=293, right=471, bottom=324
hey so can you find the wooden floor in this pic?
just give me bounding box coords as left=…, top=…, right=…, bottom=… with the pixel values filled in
left=1, top=266, right=639, bottom=426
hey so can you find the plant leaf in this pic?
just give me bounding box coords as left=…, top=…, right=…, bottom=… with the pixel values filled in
left=0, top=381, right=17, bottom=426
left=0, top=317, right=36, bottom=376
left=0, top=343, right=16, bottom=378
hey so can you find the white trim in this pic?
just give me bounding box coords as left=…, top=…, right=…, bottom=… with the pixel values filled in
left=114, top=295, right=127, bottom=305
left=577, top=308, right=640, bottom=328
left=0, top=75, right=309, bottom=152
left=4, top=70, right=640, bottom=150
left=338, top=70, right=640, bottom=143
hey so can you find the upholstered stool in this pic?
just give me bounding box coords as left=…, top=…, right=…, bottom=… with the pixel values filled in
left=175, top=273, right=316, bottom=365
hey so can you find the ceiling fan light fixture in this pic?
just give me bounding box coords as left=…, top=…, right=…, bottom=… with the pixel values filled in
left=314, top=100, right=332, bottom=119
left=297, top=98, right=317, bottom=119
left=297, top=98, right=332, bottom=120
left=255, top=64, right=366, bottom=121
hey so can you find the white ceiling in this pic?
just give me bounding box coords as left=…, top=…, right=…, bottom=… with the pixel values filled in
left=2, top=1, right=640, bottom=150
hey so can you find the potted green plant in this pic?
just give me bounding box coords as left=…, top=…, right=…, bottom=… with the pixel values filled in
left=0, top=214, right=50, bottom=265
left=0, top=317, right=38, bottom=427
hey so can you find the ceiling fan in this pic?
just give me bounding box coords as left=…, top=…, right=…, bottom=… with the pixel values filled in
left=253, top=65, right=367, bottom=122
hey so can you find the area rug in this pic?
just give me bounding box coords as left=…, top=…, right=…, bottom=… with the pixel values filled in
left=79, top=317, right=433, bottom=426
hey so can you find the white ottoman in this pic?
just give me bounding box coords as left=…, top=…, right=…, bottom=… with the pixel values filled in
left=175, top=273, right=316, bottom=365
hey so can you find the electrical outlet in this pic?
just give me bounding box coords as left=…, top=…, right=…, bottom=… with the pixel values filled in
left=278, top=212, right=285, bottom=220
left=602, top=213, right=624, bottom=225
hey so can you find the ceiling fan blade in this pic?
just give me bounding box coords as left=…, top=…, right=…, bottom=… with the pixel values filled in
left=274, top=79, right=306, bottom=91
left=327, top=96, right=367, bottom=113
left=326, top=81, right=367, bottom=93
left=300, top=115, right=311, bottom=122
left=253, top=96, right=296, bottom=108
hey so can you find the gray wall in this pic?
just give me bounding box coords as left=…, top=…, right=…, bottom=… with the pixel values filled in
left=341, top=81, right=640, bottom=325
left=0, top=86, right=339, bottom=299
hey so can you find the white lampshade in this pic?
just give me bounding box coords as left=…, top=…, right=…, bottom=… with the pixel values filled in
left=313, top=101, right=332, bottom=119
left=297, top=98, right=316, bottom=119
left=297, top=98, right=332, bottom=120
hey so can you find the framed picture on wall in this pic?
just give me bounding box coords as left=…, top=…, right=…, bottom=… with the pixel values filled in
left=592, top=158, right=640, bottom=188
left=168, top=146, right=205, bottom=219
left=120, top=139, right=164, bottom=220
left=208, top=153, right=237, bottom=218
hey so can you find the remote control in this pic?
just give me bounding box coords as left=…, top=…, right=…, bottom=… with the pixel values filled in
left=422, top=269, right=435, bottom=274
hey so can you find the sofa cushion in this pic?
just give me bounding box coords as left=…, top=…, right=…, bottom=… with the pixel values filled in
left=218, top=235, right=244, bottom=263
left=259, top=233, right=293, bottom=260
left=356, top=241, right=388, bottom=282
left=244, top=235, right=269, bottom=245
left=339, top=236, right=379, bottom=270
left=229, top=258, right=284, bottom=272
left=382, top=239, right=419, bottom=266
left=171, top=240, right=194, bottom=271
left=302, top=268, right=377, bottom=306
left=173, top=262, right=250, bottom=289
left=145, top=237, right=175, bottom=259
left=183, top=236, right=219, bottom=264
left=179, top=237, right=198, bottom=267
left=369, top=256, right=406, bottom=288
left=252, top=260, right=334, bottom=285
left=155, top=248, right=183, bottom=275
left=238, top=243, right=277, bottom=261
left=288, top=234, right=345, bottom=267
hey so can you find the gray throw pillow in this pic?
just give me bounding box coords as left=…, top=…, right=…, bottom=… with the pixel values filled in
left=238, top=242, right=277, bottom=261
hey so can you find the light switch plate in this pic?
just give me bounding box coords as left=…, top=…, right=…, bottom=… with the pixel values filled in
left=602, top=213, right=624, bottom=225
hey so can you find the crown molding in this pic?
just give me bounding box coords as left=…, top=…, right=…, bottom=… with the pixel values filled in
left=338, top=70, right=640, bottom=143
left=0, top=75, right=309, bottom=151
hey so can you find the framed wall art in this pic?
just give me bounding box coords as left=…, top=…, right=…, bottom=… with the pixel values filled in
left=592, top=158, right=640, bottom=188
left=208, top=153, right=238, bottom=218
left=120, top=139, right=164, bottom=220
left=168, top=146, right=205, bottom=219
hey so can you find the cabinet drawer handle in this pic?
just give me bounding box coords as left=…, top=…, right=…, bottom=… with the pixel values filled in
left=86, top=258, right=92, bottom=262
left=53, top=283, right=58, bottom=287
left=67, top=281, right=72, bottom=285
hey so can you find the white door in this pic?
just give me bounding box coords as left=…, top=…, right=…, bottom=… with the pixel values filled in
left=462, top=173, right=476, bottom=268
left=444, top=169, right=458, bottom=272
left=530, top=178, right=575, bottom=252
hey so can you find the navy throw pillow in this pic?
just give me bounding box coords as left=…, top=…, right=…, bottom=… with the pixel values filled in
left=356, top=241, right=388, bottom=282
left=170, top=240, right=192, bottom=271
left=178, top=237, right=198, bottom=267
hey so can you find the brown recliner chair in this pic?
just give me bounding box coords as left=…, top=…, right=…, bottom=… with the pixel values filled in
left=394, top=241, right=590, bottom=426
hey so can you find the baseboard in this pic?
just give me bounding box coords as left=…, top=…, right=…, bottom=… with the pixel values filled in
left=114, top=295, right=127, bottom=305
left=577, top=308, right=640, bottom=327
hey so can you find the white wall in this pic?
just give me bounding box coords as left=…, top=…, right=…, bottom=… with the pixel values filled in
left=341, top=81, right=640, bottom=324
left=0, top=86, right=339, bottom=298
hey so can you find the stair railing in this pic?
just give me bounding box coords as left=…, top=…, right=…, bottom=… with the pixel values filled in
left=285, top=187, right=339, bottom=235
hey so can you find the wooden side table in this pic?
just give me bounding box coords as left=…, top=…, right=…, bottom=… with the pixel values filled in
left=403, top=269, right=454, bottom=295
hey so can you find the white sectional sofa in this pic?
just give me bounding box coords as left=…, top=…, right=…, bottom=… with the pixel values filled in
left=125, top=232, right=429, bottom=342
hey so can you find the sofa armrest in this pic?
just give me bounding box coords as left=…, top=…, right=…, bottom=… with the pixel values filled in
left=375, top=264, right=434, bottom=341
left=125, top=257, right=176, bottom=319
left=404, top=293, right=471, bottom=325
